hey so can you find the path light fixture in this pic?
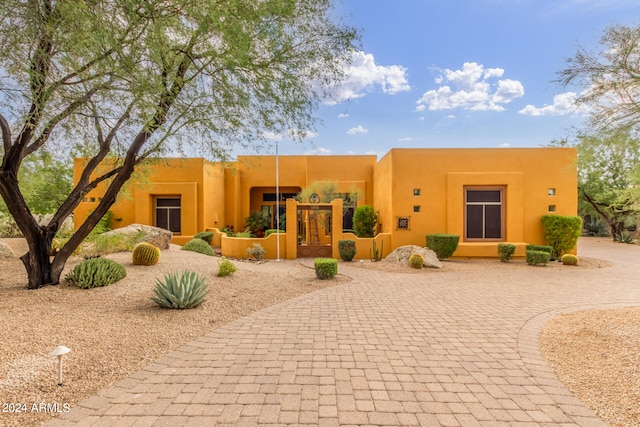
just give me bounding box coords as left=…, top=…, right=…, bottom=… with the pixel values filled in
left=50, top=345, right=71, bottom=386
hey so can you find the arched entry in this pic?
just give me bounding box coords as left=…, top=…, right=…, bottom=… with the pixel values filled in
left=297, top=205, right=332, bottom=257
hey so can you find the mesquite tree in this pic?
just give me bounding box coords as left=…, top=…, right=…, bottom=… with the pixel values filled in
left=0, top=0, right=358, bottom=289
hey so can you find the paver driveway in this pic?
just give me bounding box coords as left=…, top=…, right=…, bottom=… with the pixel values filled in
left=46, top=238, right=640, bottom=426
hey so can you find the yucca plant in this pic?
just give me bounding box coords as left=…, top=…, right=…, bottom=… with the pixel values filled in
left=152, top=270, right=209, bottom=309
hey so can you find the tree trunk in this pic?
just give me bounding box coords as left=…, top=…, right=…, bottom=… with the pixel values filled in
left=20, top=230, right=58, bottom=289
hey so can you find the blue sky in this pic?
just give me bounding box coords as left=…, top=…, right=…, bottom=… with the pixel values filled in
left=262, top=0, right=640, bottom=156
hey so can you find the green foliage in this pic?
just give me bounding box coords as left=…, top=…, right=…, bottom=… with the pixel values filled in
left=526, top=250, right=551, bottom=266
left=218, top=257, right=237, bottom=277
left=584, top=219, right=610, bottom=237
left=181, top=238, right=215, bottom=256
left=245, top=212, right=270, bottom=235
left=426, top=234, right=460, bottom=260
left=314, top=258, right=338, bottom=279
left=541, top=215, right=582, bottom=259
left=194, top=231, right=214, bottom=244
left=79, top=230, right=145, bottom=258
left=615, top=231, right=635, bottom=244
left=132, top=242, right=161, bottom=266
left=525, top=244, right=553, bottom=255
left=247, top=243, right=266, bottom=260
left=65, top=258, right=127, bottom=289
left=561, top=254, right=579, bottom=266
left=0, top=212, right=22, bottom=238
left=409, top=254, right=424, bottom=269
left=370, top=239, right=383, bottom=262
left=88, top=210, right=114, bottom=237
left=497, top=243, right=516, bottom=262
left=152, top=270, right=208, bottom=309
left=234, top=232, right=252, bottom=238
left=353, top=205, right=377, bottom=238
left=265, top=229, right=281, bottom=237
left=338, top=240, right=356, bottom=261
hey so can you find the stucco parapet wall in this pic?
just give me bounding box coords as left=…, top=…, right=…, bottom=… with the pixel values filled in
left=455, top=241, right=529, bottom=258
left=219, top=232, right=286, bottom=259
left=338, top=233, right=391, bottom=260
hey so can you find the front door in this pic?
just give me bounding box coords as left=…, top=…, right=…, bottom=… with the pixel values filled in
left=297, top=205, right=332, bottom=257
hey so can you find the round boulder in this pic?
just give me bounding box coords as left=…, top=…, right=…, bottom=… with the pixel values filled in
left=0, top=241, right=15, bottom=258
left=101, top=224, right=173, bottom=249
left=384, top=245, right=442, bottom=269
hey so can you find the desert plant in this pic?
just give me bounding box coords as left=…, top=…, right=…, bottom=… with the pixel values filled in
left=194, top=231, right=214, bottom=244
left=426, top=234, right=459, bottom=259
left=247, top=243, right=266, bottom=260
left=409, top=254, right=424, bottom=269
left=525, top=244, right=553, bottom=256
left=152, top=270, right=208, bottom=309
left=497, top=243, right=516, bottom=262
left=526, top=250, right=550, bottom=266
left=234, top=231, right=252, bottom=238
left=245, top=211, right=270, bottom=236
left=338, top=240, right=356, bottom=261
left=353, top=205, right=377, bottom=237
left=541, top=215, right=582, bottom=259
left=132, top=242, right=161, bottom=266
left=65, top=258, right=127, bottom=289
left=561, top=254, right=579, bottom=265
left=314, top=258, right=338, bottom=279
left=181, top=238, right=215, bottom=256
left=218, top=257, right=237, bottom=277
left=615, top=231, right=634, bottom=244
left=370, top=239, right=383, bottom=262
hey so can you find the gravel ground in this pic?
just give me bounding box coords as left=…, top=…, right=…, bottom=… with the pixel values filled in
left=0, top=237, right=633, bottom=427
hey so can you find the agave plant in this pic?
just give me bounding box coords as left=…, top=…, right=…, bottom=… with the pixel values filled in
left=152, top=270, right=208, bottom=309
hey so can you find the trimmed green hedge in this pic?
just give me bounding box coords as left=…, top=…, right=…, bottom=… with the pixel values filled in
left=497, top=243, right=516, bottom=262
left=526, top=250, right=550, bottom=266
left=426, top=234, right=459, bottom=259
left=541, top=215, right=582, bottom=259
left=314, top=258, right=338, bottom=279
left=338, top=240, right=356, bottom=261
left=525, top=244, right=553, bottom=255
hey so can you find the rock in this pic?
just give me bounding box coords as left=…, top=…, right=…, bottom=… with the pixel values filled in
left=0, top=241, right=15, bottom=258
left=384, top=245, right=442, bottom=269
left=101, top=224, right=172, bottom=249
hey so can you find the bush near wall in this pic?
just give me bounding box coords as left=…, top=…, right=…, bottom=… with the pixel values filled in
left=353, top=205, right=377, bottom=238
left=497, top=243, right=516, bottom=262
left=525, top=244, right=553, bottom=256
left=426, top=234, right=459, bottom=259
left=314, top=258, right=338, bottom=279
left=194, top=231, right=214, bottom=244
left=541, top=215, right=582, bottom=259
left=338, top=240, right=356, bottom=261
left=526, top=250, right=550, bottom=266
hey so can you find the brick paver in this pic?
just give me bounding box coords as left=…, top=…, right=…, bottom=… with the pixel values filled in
left=45, top=238, right=640, bottom=426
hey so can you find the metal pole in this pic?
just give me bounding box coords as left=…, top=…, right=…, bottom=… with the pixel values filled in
left=276, top=140, right=280, bottom=261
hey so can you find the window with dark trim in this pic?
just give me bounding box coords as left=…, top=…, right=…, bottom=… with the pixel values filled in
left=155, top=197, right=181, bottom=233
left=464, top=187, right=504, bottom=240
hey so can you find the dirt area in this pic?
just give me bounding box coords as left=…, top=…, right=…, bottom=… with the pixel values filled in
left=0, top=238, right=631, bottom=426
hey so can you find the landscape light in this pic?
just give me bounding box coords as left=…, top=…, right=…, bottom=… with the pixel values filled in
left=49, top=346, right=71, bottom=386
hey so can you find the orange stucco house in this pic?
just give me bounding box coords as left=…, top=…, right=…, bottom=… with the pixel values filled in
left=74, top=147, right=577, bottom=259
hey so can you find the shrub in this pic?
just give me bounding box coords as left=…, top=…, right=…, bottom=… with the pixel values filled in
left=525, top=244, right=553, bottom=255
left=181, top=238, right=215, bottom=256
left=497, top=243, right=516, bottom=262
left=152, top=270, right=208, bottom=309
left=541, top=215, right=582, bottom=259
left=338, top=240, right=356, bottom=261
left=194, top=231, right=214, bottom=244
left=561, top=254, right=579, bottom=266
left=526, top=250, right=550, bottom=266
left=65, top=258, right=126, bottom=289
left=246, top=243, right=265, bottom=260
left=314, top=258, right=338, bottom=279
left=409, top=254, right=424, bottom=269
left=615, top=231, right=634, bottom=244
left=80, top=230, right=145, bottom=258
left=132, top=242, right=161, bottom=266
left=353, top=205, right=377, bottom=238
left=234, top=231, right=252, bottom=238
left=0, top=212, right=22, bottom=237
left=426, top=234, right=459, bottom=259
left=218, top=257, right=237, bottom=277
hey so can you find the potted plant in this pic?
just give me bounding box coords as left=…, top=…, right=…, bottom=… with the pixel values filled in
left=245, top=212, right=270, bottom=237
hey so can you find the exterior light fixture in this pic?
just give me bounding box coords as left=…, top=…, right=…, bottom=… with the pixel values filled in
left=50, top=346, right=71, bottom=386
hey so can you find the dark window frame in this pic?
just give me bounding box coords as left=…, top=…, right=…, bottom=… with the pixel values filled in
left=155, top=196, right=182, bottom=234
left=464, top=186, right=505, bottom=241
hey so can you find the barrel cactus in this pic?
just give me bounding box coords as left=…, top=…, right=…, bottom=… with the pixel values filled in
left=65, top=258, right=127, bottom=289
left=409, top=254, right=424, bottom=269
left=561, top=254, right=579, bottom=266
left=152, top=270, right=209, bottom=309
left=132, top=242, right=161, bottom=266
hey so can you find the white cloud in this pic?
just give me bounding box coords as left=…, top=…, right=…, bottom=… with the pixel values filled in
left=305, top=147, right=332, bottom=155
left=500, top=143, right=511, bottom=148
left=398, top=137, right=413, bottom=142
left=416, top=62, right=524, bottom=112
left=261, top=129, right=317, bottom=141
left=518, top=92, right=581, bottom=116
left=337, top=113, right=349, bottom=119
left=347, top=125, right=369, bottom=135
left=322, top=51, right=410, bottom=105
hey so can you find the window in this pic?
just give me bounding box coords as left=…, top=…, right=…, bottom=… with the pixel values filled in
left=397, top=216, right=410, bottom=230
left=548, top=205, right=556, bottom=212
left=465, top=188, right=504, bottom=240
left=155, top=197, right=181, bottom=233
left=413, top=189, right=421, bottom=196
left=548, top=188, right=556, bottom=196
left=413, top=205, right=421, bottom=213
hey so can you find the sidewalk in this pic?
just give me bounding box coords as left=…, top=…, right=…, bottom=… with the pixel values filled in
left=45, top=238, right=640, bottom=426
